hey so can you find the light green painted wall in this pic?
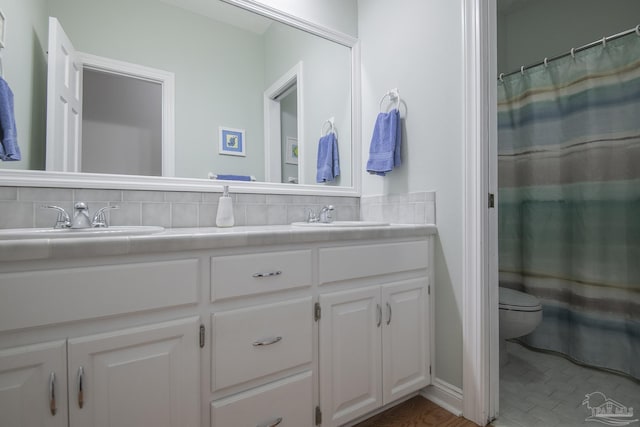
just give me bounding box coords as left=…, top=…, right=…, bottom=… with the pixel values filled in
left=264, top=21, right=352, bottom=186
left=48, top=0, right=266, bottom=180
left=498, top=0, right=640, bottom=74
left=0, top=0, right=48, bottom=171
left=358, top=0, right=465, bottom=389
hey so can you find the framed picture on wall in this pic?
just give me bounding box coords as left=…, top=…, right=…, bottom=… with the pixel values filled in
left=218, top=127, right=245, bottom=157
left=285, top=137, right=298, bottom=165
left=0, top=10, right=6, bottom=49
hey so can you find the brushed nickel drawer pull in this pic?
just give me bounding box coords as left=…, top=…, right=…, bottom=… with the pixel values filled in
left=376, top=304, right=382, bottom=327
left=49, top=372, right=57, bottom=416
left=77, top=366, right=85, bottom=409
left=252, top=336, right=283, bottom=347
left=386, top=302, right=392, bottom=325
left=252, top=271, right=282, bottom=278
left=257, top=417, right=283, bottom=427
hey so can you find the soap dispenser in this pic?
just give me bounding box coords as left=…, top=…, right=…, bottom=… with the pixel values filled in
left=216, top=185, right=235, bottom=227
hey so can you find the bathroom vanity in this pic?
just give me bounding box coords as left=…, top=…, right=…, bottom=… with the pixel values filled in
left=0, top=224, right=435, bottom=427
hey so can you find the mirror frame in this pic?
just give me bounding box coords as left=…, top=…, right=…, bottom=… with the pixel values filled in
left=0, top=0, right=361, bottom=197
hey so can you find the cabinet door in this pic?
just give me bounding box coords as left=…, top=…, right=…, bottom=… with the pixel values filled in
left=319, top=288, right=382, bottom=427
left=0, top=340, right=68, bottom=427
left=382, top=278, right=430, bottom=404
left=68, top=317, right=200, bottom=427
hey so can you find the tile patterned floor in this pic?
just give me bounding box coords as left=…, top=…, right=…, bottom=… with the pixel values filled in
left=494, top=341, right=640, bottom=427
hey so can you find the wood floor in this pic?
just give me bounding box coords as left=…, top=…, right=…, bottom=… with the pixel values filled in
left=354, top=396, right=482, bottom=427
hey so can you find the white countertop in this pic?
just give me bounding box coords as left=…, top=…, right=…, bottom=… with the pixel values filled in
left=0, top=224, right=437, bottom=262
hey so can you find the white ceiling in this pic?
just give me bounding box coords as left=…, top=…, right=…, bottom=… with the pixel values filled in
left=156, top=0, right=273, bottom=34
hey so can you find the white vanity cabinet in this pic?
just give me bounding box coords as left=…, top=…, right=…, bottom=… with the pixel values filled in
left=0, top=225, right=435, bottom=427
left=0, top=340, right=68, bottom=427
left=209, top=249, right=315, bottom=426
left=0, top=318, right=199, bottom=427
left=67, top=317, right=200, bottom=427
left=317, top=241, right=431, bottom=427
left=0, top=256, right=203, bottom=427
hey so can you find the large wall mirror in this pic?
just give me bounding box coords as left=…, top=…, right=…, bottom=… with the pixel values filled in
left=0, top=0, right=360, bottom=195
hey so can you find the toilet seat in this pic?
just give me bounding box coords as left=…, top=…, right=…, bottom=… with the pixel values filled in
left=499, top=287, right=542, bottom=312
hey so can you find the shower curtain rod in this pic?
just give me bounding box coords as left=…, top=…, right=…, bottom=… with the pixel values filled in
left=498, top=24, right=640, bottom=80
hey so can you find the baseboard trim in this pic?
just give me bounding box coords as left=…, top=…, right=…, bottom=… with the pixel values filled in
left=421, top=378, right=463, bottom=416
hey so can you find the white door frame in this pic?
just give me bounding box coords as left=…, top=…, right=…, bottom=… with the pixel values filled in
left=77, top=53, right=176, bottom=177
left=461, top=0, right=498, bottom=425
left=264, top=61, right=304, bottom=184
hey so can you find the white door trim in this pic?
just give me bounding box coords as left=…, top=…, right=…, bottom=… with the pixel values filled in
left=461, top=0, right=498, bottom=425
left=77, top=52, right=176, bottom=177
left=264, top=61, right=304, bottom=184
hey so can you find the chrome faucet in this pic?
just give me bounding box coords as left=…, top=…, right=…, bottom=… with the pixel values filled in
left=319, top=205, right=335, bottom=223
left=42, top=203, right=119, bottom=229
left=71, top=202, right=92, bottom=229
left=42, top=205, right=71, bottom=229
left=91, top=206, right=119, bottom=228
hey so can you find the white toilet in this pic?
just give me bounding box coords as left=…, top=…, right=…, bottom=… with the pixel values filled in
left=499, top=287, right=542, bottom=366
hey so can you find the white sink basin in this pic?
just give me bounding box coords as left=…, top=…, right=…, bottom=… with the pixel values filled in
left=291, top=221, right=389, bottom=227
left=0, top=226, right=165, bottom=240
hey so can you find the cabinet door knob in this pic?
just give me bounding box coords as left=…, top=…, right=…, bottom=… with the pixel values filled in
left=252, top=336, right=283, bottom=347
left=252, top=271, right=282, bottom=278
left=49, top=372, right=57, bottom=416
left=257, top=417, right=283, bottom=427
left=386, top=302, right=392, bottom=325
left=77, top=366, right=85, bottom=409
left=376, top=304, right=382, bottom=327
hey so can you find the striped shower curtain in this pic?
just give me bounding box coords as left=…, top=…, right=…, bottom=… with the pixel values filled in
left=498, top=32, right=640, bottom=379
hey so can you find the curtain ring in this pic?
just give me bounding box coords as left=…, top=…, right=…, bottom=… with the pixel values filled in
left=601, top=36, right=606, bottom=47
left=571, top=48, right=576, bottom=59
left=636, top=25, right=640, bottom=36
left=498, top=73, right=504, bottom=82
left=543, top=57, right=548, bottom=68
left=520, top=65, right=525, bottom=76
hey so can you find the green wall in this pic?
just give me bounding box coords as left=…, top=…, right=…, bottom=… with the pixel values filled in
left=0, top=0, right=48, bottom=170
left=264, top=21, right=351, bottom=186
left=48, top=0, right=266, bottom=180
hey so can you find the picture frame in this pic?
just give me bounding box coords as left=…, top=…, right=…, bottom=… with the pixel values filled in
left=218, top=127, right=245, bottom=157
left=285, top=137, right=298, bottom=165
left=0, top=10, right=6, bottom=49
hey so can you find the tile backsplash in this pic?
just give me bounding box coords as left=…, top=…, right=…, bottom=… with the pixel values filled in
left=360, top=191, right=436, bottom=225
left=0, top=187, right=359, bottom=229
left=0, top=187, right=436, bottom=229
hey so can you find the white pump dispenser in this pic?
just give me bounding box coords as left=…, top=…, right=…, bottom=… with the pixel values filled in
left=215, top=185, right=235, bottom=227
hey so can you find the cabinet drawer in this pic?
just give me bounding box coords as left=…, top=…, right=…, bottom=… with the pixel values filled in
left=319, top=240, right=429, bottom=285
left=211, top=371, right=313, bottom=427
left=211, top=297, right=312, bottom=391
left=210, top=250, right=312, bottom=301
left=0, top=259, right=199, bottom=332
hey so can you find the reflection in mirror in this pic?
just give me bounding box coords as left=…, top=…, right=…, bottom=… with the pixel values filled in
left=82, top=69, right=163, bottom=176
left=0, top=0, right=353, bottom=187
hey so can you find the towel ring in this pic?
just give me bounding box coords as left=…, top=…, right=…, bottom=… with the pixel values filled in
left=379, top=89, right=400, bottom=113
left=321, top=118, right=335, bottom=136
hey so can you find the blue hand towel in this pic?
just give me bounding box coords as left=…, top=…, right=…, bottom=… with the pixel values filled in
left=316, top=132, right=340, bottom=183
left=0, top=77, right=21, bottom=161
left=366, top=109, right=401, bottom=176
left=216, top=174, right=252, bottom=181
